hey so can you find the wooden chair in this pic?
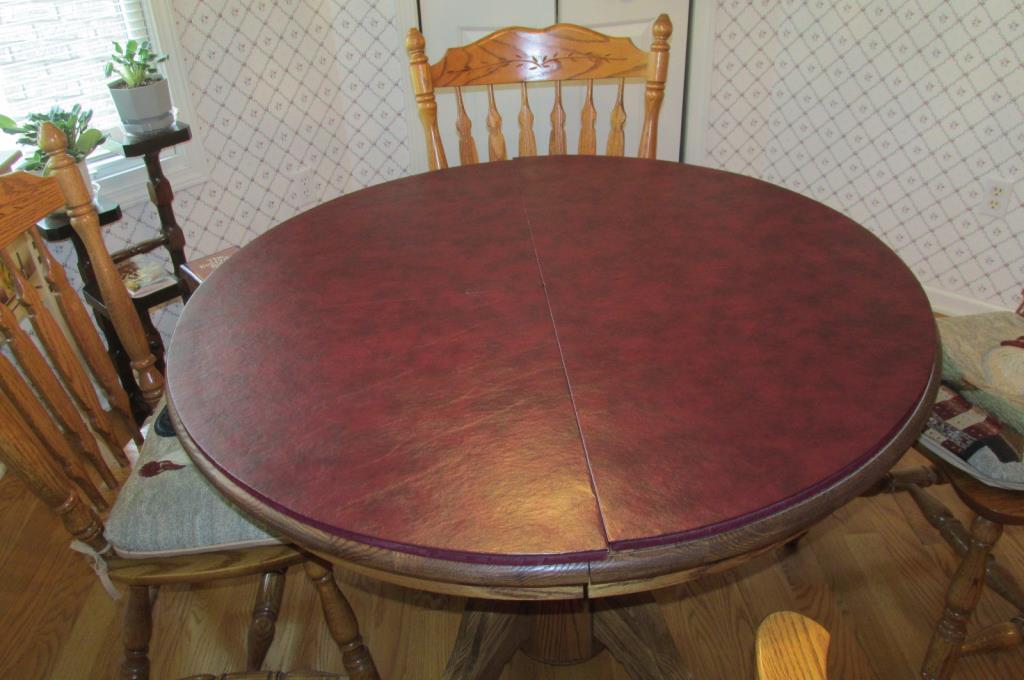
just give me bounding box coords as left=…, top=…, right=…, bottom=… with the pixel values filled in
left=863, top=306, right=1024, bottom=677
left=915, top=462, right=1024, bottom=678
left=755, top=611, right=829, bottom=680
left=406, top=15, right=673, bottom=170
left=0, top=123, right=378, bottom=680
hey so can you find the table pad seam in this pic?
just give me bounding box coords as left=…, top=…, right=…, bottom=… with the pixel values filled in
left=513, top=159, right=612, bottom=548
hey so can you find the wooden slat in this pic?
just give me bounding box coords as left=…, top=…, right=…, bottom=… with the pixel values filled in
left=549, top=81, right=566, bottom=155
left=0, top=299, right=117, bottom=489
left=0, top=351, right=108, bottom=509
left=0, top=391, right=105, bottom=552
left=29, top=229, right=138, bottom=447
left=429, top=24, right=649, bottom=87
left=1, top=250, right=126, bottom=459
left=578, top=80, right=596, bottom=155
left=517, top=83, right=537, bottom=157
left=607, top=78, right=627, bottom=157
left=486, top=85, right=507, bottom=161
left=453, top=86, right=479, bottom=165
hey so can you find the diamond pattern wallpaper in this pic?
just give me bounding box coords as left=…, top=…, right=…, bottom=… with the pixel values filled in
left=67, top=0, right=412, bottom=340
left=704, top=0, right=1023, bottom=310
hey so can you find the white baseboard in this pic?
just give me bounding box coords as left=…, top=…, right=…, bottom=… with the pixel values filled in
left=924, top=285, right=1013, bottom=316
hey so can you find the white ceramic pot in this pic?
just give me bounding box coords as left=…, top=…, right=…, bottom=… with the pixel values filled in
left=108, top=78, right=174, bottom=135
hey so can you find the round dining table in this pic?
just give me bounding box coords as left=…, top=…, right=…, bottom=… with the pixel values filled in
left=167, top=156, right=940, bottom=678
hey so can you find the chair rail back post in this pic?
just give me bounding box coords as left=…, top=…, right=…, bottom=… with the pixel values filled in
left=39, top=122, right=164, bottom=407
left=637, top=14, right=672, bottom=159
left=406, top=28, right=448, bottom=171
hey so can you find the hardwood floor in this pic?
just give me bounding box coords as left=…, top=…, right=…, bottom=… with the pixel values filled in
left=1, top=448, right=1022, bottom=679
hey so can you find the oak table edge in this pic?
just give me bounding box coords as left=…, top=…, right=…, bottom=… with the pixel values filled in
left=168, top=345, right=939, bottom=598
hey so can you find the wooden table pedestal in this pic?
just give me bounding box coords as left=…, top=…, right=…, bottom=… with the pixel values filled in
left=444, top=593, right=691, bottom=679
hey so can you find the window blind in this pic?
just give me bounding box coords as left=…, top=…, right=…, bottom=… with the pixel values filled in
left=0, top=0, right=152, bottom=149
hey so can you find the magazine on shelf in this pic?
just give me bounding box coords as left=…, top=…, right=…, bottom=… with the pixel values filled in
left=117, top=254, right=177, bottom=299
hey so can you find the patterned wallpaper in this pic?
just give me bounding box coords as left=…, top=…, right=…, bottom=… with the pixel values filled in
left=704, top=0, right=1024, bottom=310
left=72, top=0, right=412, bottom=339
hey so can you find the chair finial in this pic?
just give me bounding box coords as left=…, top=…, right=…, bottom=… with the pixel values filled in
left=38, top=121, right=68, bottom=157
left=653, top=14, right=673, bottom=42
left=406, top=28, right=426, bottom=56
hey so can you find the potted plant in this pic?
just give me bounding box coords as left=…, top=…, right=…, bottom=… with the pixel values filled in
left=0, top=105, right=107, bottom=196
left=105, top=39, right=174, bottom=135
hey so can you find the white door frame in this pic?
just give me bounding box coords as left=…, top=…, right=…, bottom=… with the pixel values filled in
left=682, top=0, right=715, bottom=166
left=394, top=0, right=430, bottom=174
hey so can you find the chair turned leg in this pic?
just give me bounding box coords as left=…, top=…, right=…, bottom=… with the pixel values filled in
left=921, top=515, right=1003, bottom=680
left=303, top=558, right=379, bottom=680
left=247, top=570, right=286, bottom=670
left=121, top=585, right=154, bottom=680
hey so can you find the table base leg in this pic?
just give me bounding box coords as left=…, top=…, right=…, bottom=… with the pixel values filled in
left=442, top=592, right=691, bottom=679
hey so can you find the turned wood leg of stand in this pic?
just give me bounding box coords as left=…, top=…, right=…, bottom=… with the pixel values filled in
left=142, top=151, right=191, bottom=304
left=909, top=484, right=1024, bottom=612
left=593, top=592, right=693, bottom=680
left=302, top=559, right=378, bottom=680
left=121, top=584, right=154, bottom=680
left=921, top=515, right=1003, bottom=680
left=246, top=570, right=285, bottom=670
left=442, top=599, right=530, bottom=679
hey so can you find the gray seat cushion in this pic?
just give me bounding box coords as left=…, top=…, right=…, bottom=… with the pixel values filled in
left=105, top=403, right=282, bottom=558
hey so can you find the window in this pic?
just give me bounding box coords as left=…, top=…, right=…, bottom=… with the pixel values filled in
left=0, top=0, right=206, bottom=205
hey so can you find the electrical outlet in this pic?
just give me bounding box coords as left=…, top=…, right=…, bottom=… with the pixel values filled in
left=286, top=166, right=316, bottom=210
left=980, top=176, right=1012, bottom=217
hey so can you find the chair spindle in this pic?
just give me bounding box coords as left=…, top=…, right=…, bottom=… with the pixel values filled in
left=453, top=86, right=478, bottom=165
left=607, top=79, right=627, bottom=157
left=405, top=28, right=447, bottom=170
left=518, top=83, right=537, bottom=157
left=0, top=390, right=106, bottom=551
left=549, top=81, right=566, bottom=155
left=1, top=249, right=126, bottom=458
left=486, top=85, right=507, bottom=162
left=579, top=80, right=597, bottom=155
left=0, top=350, right=108, bottom=508
left=29, top=229, right=137, bottom=444
left=0, top=298, right=118, bottom=490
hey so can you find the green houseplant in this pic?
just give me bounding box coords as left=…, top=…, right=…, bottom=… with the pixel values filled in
left=0, top=105, right=106, bottom=195
left=105, top=39, right=174, bottom=135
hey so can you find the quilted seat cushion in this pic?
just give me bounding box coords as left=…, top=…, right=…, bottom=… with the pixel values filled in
left=939, top=312, right=1024, bottom=434
left=105, top=404, right=282, bottom=558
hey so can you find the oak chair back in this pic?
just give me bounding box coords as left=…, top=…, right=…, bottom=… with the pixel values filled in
left=0, top=122, right=164, bottom=553
left=406, top=15, right=673, bottom=170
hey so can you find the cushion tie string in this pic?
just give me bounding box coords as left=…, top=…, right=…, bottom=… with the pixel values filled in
left=70, top=540, right=121, bottom=600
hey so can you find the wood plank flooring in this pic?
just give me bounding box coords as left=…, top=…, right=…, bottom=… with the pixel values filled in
left=1, top=448, right=1022, bottom=679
